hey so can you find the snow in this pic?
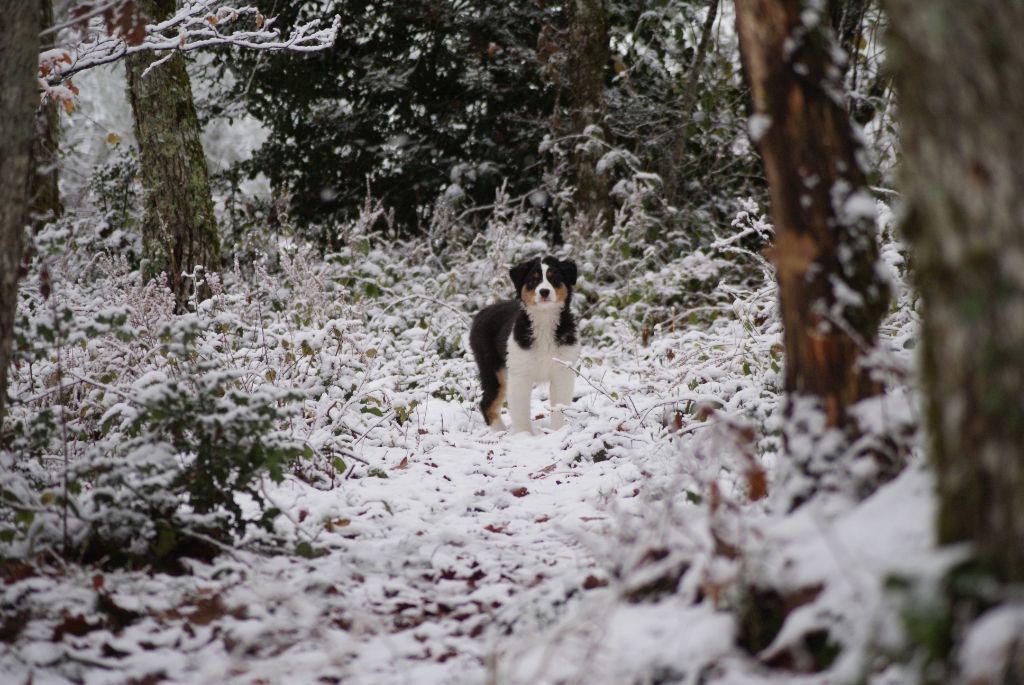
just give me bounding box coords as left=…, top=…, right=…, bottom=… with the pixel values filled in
left=960, top=605, right=1024, bottom=682
left=5, top=23, right=1009, bottom=684
left=747, top=114, right=773, bottom=143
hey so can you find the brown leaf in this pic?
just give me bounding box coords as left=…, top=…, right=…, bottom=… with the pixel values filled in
left=324, top=517, right=350, bottom=532
left=510, top=487, right=528, bottom=497
left=747, top=467, right=768, bottom=501
left=53, top=611, right=102, bottom=640
left=530, top=462, right=556, bottom=479
left=92, top=574, right=105, bottom=591
left=395, top=456, right=409, bottom=470
left=0, top=609, right=29, bottom=642
left=583, top=575, right=608, bottom=590
left=187, top=595, right=243, bottom=625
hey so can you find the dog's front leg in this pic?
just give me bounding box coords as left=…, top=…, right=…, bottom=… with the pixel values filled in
left=506, top=374, right=534, bottom=434
left=549, top=364, right=575, bottom=429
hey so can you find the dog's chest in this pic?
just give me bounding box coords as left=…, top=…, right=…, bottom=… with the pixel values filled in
left=505, top=313, right=578, bottom=380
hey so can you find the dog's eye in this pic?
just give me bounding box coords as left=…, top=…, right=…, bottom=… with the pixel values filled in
left=532, top=271, right=540, bottom=279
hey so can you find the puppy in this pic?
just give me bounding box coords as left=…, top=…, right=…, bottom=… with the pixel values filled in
left=470, top=256, right=579, bottom=433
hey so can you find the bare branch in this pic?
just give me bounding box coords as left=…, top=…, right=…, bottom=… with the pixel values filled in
left=41, top=1, right=339, bottom=87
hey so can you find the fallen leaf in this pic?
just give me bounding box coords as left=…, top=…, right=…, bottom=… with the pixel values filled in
left=53, top=611, right=102, bottom=640
left=510, top=487, right=528, bottom=497
left=396, top=456, right=409, bottom=469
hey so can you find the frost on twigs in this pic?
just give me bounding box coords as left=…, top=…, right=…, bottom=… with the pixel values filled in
left=39, top=0, right=340, bottom=91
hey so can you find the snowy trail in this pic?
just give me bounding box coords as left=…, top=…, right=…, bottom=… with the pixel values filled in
left=3, top=390, right=658, bottom=685
left=283, top=400, right=634, bottom=684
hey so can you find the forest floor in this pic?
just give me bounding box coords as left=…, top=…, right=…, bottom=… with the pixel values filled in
left=0, top=63, right=944, bottom=685
left=0, top=375, right=936, bottom=685
left=0, top=234, right=939, bottom=683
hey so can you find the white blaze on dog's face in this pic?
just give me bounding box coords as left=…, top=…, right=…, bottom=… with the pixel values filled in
left=512, top=257, right=574, bottom=311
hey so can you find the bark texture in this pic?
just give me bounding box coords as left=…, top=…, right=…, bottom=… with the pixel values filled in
left=126, top=0, right=220, bottom=312
left=565, top=0, right=611, bottom=233
left=734, top=1, right=889, bottom=486
left=885, top=0, right=1024, bottom=583
left=0, top=0, right=40, bottom=422
left=31, top=0, right=62, bottom=227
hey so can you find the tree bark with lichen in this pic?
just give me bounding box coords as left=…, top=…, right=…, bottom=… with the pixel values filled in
left=885, top=0, right=1024, bottom=584
left=126, top=0, right=220, bottom=312
left=735, top=0, right=890, bottom=503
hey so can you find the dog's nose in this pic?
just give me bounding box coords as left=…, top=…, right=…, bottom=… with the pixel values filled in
left=538, top=288, right=550, bottom=298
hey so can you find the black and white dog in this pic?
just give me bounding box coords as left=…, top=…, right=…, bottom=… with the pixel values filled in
left=470, top=256, right=579, bottom=434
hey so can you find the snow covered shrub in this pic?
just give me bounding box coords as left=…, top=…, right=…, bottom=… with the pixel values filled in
left=81, top=140, right=142, bottom=261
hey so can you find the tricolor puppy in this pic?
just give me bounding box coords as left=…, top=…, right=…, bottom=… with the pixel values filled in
left=470, top=256, right=579, bottom=434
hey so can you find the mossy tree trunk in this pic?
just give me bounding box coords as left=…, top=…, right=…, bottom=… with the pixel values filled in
left=0, top=0, right=40, bottom=422
left=885, top=0, right=1024, bottom=583
left=735, top=0, right=890, bottom=502
left=30, top=0, right=61, bottom=229
left=566, top=0, right=612, bottom=234
left=126, top=0, right=220, bottom=312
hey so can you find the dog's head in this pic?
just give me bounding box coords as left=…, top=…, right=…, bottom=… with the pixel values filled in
left=509, top=256, right=578, bottom=309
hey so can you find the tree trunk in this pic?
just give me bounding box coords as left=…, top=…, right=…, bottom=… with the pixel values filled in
left=566, top=0, right=611, bottom=233
left=31, top=0, right=61, bottom=228
left=126, top=0, right=220, bottom=312
left=734, top=0, right=890, bottom=502
left=0, top=0, right=40, bottom=422
left=885, top=0, right=1024, bottom=583
left=664, top=0, right=719, bottom=207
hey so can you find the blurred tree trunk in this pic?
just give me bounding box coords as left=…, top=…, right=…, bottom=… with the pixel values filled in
left=885, top=0, right=1024, bottom=583
left=126, top=0, right=220, bottom=312
left=31, top=0, right=61, bottom=228
left=0, top=0, right=40, bottom=422
left=664, top=0, right=719, bottom=207
left=566, top=0, right=611, bottom=233
left=735, top=0, right=889, bottom=502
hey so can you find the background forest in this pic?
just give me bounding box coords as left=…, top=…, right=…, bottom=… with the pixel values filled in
left=0, top=1, right=1022, bottom=683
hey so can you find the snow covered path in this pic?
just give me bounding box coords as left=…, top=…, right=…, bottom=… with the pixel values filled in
left=2, top=387, right=680, bottom=685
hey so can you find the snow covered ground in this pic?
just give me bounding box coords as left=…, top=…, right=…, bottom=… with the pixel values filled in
left=0, top=205, right=941, bottom=684
left=0, top=57, right=948, bottom=685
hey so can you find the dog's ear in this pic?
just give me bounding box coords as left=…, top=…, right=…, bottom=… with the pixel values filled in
left=509, top=260, right=532, bottom=296
left=559, top=259, right=578, bottom=286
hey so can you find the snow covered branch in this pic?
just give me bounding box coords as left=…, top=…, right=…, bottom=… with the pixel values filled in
left=40, top=1, right=339, bottom=87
